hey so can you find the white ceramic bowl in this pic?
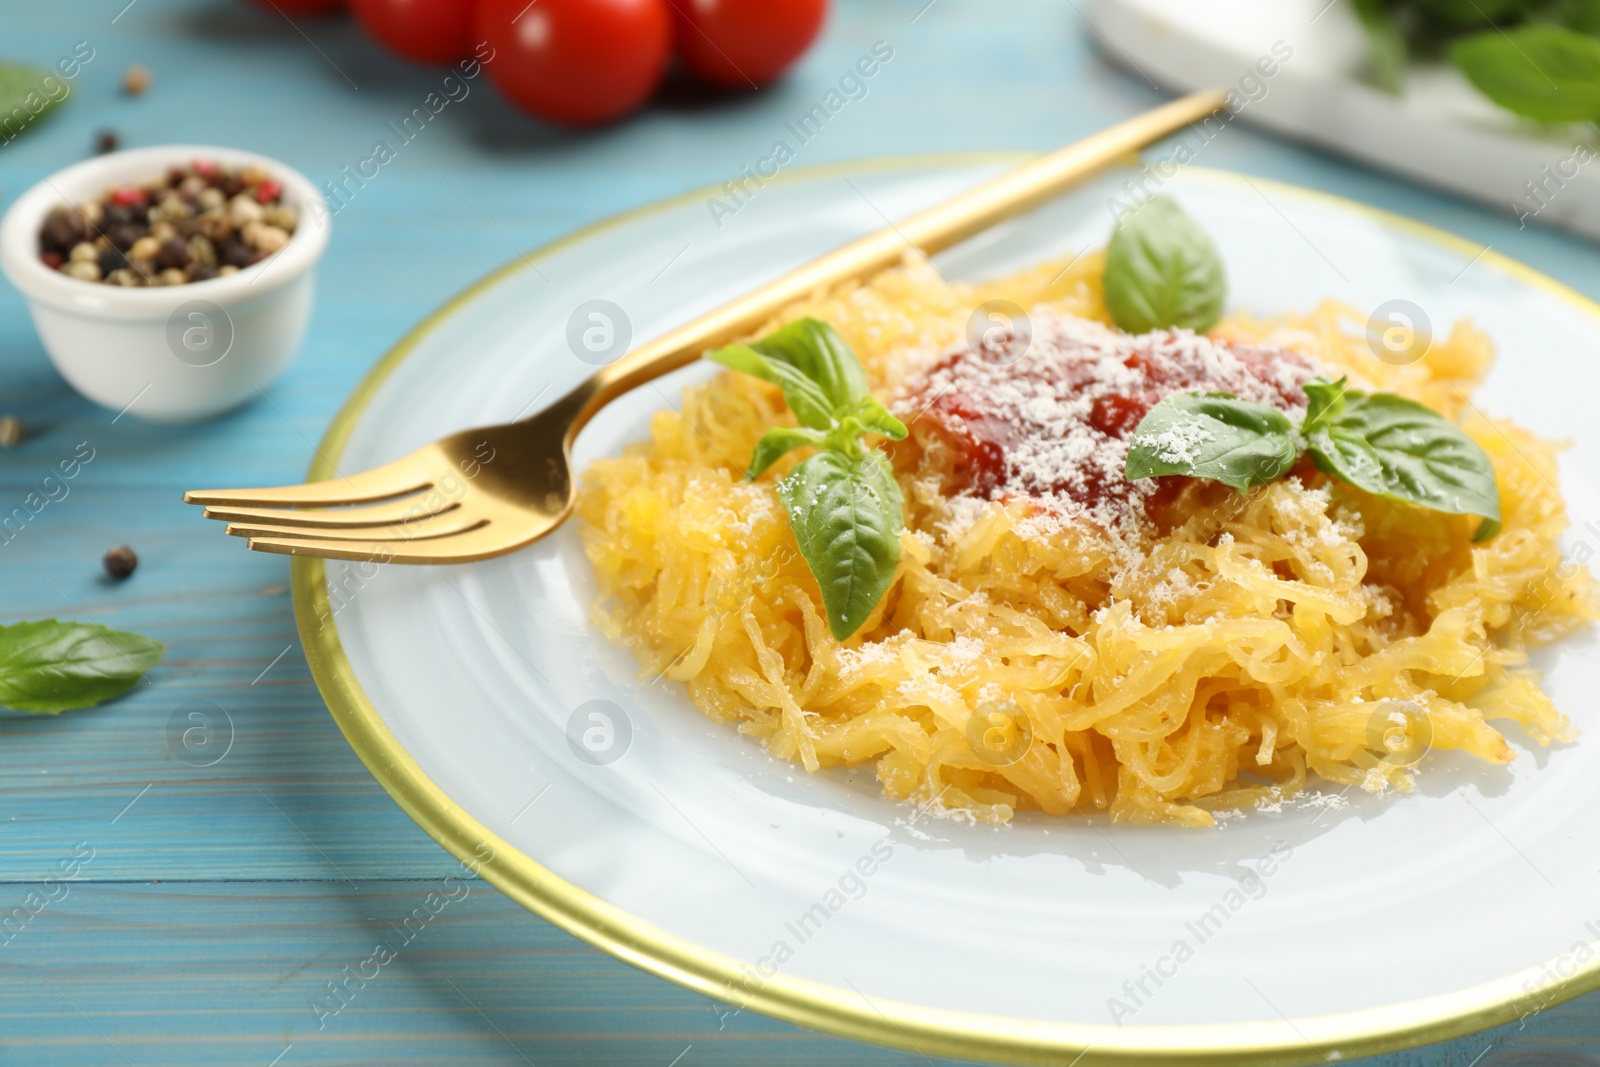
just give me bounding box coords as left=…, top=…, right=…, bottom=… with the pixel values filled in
left=0, top=144, right=330, bottom=423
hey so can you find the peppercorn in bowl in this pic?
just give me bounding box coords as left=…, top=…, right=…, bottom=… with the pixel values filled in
left=40, top=158, right=300, bottom=288
left=0, top=145, right=330, bottom=422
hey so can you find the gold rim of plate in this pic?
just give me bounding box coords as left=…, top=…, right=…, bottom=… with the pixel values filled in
left=291, top=155, right=1600, bottom=1066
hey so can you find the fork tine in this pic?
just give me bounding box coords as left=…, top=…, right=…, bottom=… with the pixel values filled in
left=247, top=513, right=561, bottom=564
left=245, top=535, right=409, bottom=563
left=183, top=450, right=435, bottom=508
left=225, top=510, right=486, bottom=543
left=200, top=498, right=460, bottom=529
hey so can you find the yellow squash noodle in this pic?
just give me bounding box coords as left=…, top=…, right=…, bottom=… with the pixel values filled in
left=576, top=250, right=1596, bottom=826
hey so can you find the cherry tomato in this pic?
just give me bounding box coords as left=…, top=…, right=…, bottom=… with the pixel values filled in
left=673, top=0, right=827, bottom=89
left=352, top=0, right=475, bottom=64
left=474, top=0, right=671, bottom=126
left=248, top=0, right=347, bottom=15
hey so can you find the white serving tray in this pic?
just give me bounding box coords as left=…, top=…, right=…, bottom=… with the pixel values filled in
left=1091, top=0, right=1600, bottom=240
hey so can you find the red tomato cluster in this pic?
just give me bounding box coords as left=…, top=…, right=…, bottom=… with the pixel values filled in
left=250, top=0, right=828, bottom=126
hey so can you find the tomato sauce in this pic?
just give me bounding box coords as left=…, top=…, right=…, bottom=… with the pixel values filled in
left=897, top=315, right=1316, bottom=523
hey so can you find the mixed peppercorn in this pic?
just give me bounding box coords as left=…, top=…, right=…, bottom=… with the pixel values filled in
left=102, top=545, right=138, bottom=581
left=38, top=160, right=298, bottom=287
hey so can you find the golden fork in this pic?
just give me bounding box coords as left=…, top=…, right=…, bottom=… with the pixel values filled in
left=185, top=90, right=1225, bottom=564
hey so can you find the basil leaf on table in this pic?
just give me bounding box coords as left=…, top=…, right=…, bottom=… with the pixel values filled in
left=0, top=62, right=69, bottom=146
left=1125, top=392, right=1301, bottom=492
left=1353, top=0, right=1409, bottom=93
left=1303, top=389, right=1502, bottom=541
left=1450, top=26, right=1600, bottom=122
left=778, top=449, right=903, bottom=641
left=0, top=620, right=163, bottom=714
left=1103, top=195, right=1226, bottom=334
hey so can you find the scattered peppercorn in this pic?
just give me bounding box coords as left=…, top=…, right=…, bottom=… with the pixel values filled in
left=122, top=66, right=151, bottom=96
left=94, top=128, right=120, bottom=155
left=0, top=416, right=23, bottom=449
left=38, top=160, right=298, bottom=287
left=103, top=545, right=138, bottom=580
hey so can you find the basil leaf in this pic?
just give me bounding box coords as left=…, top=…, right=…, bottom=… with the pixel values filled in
left=751, top=318, right=870, bottom=410
left=1301, top=376, right=1349, bottom=435
left=0, top=620, right=163, bottom=714
left=711, top=319, right=908, bottom=635
left=745, top=426, right=827, bottom=480
left=1354, top=0, right=1408, bottom=93
left=708, top=343, right=836, bottom=431
left=1126, top=392, right=1301, bottom=491
left=1103, top=195, right=1227, bottom=334
left=1416, top=0, right=1524, bottom=28
left=1450, top=26, right=1600, bottom=122
left=0, top=63, right=69, bottom=147
left=1304, top=390, right=1501, bottom=540
left=708, top=318, right=872, bottom=430
left=845, top=396, right=907, bottom=441
left=778, top=449, right=903, bottom=641
left=1553, top=0, right=1600, bottom=34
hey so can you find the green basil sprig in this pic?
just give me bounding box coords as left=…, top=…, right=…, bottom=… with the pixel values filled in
left=1450, top=24, right=1600, bottom=123
left=0, top=63, right=69, bottom=147
left=1352, top=0, right=1408, bottom=94
left=1126, top=376, right=1502, bottom=541
left=1124, top=393, right=1301, bottom=491
left=1348, top=2, right=1600, bottom=123
left=1103, top=195, right=1227, bottom=335
left=708, top=319, right=908, bottom=640
left=0, top=620, right=164, bottom=714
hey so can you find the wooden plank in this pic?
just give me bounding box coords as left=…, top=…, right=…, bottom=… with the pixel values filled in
left=0, top=486, right=458, bottom=882
left=0, top=880, right=967, bottom=1066
left=3, top=879, right=1595, bottom=1067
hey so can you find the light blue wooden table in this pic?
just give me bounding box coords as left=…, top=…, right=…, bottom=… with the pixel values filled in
left=2, top=2, right=1597, bottom=1063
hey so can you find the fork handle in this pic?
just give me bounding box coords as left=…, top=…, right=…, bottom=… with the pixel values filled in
left=560, top=88, right=1227, bottom=437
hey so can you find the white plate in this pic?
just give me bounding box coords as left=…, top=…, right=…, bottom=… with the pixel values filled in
left=296, top=157, right=1600, bottom=1065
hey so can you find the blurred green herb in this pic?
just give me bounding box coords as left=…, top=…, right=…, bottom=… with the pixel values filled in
left=1351, top=0, right=1600, bottom=123
left=1451, top=24, right=1600, bottom=120
left=0, top=62, right=70, bottom=146
left=0, top=620, right=163, bottom=714
left=1354, top=0, right=1409, bottom=93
